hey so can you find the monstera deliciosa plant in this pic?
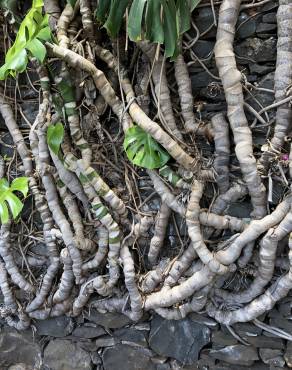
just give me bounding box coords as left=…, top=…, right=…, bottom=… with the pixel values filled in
left=0, top=177, right=29, bottom=224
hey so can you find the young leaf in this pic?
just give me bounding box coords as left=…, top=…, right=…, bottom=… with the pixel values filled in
left=160, top=0, right=178, bottom=58
left=47, top=122, right=64, bottom=155
left=190, top=0, right=201, bottom=11
left=0, top=177, right=29, bottom=224
left=128, top=0, right=147, bottom=41
left=0, top=1, right=51, bottom=80
left=96, top=0, right=111, bottom=24
left=145, top=0, right=164, bottom=44
left=104, top=0, right=128, bottom=37
left=176, top=0, right=191, bottom=34
left=124, top=125, right=170, bottom=169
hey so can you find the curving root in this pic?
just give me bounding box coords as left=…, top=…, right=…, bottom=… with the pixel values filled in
left=159, top=165, right=191, bottom=189
left=148, top=203, right=171, bottom=266
left=53, top=248, right=74, bottom=304
left=0, top=259, right=17, bottom=312
left=211, top=113, right=230, bottom=193
left=82, top=226, right=108, bottom=272
left=215, top=0, right=266, bottom=219
left=0, top=223, right=34, bottom=293
left=186, top=181, right=229, bottom=275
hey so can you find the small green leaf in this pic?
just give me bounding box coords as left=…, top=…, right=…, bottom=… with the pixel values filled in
left=104, top=0, right=128, bottom=37
left=96, top=0, right=111, bottom=24
left=124, top=125, right=170, bottom=169
left=26, top=38, right=47, bottom=62
left=0, top=177, right=29, bottom=223
left=128, top=0, right=147, bottom=41
left=0, top=202, right=9, bottom=224
left=47, top=122, right=64, bottom=155
left=10, top=177, right=29, bottom=197
left=32, top=0, right=44, bottom=8
left=37, top=26, right=52, bottom=41
left=190, top=0, right=201, bottom=11
left=145, top=0, right=164, bottom=44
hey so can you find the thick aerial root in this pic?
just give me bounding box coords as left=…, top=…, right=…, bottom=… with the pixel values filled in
left=148, top=203, right=171, bottom=266
left=44, top=0, right=61, bottom=30
left=215, top=0, right=266, bottom=219
left=0, top=224, right=34, bottom=293
left=82, top=227, right=108, bottom=272
left=144, top=264, right=215, bottom=310
left=120, top=245, right=143, bottom=321
left=0, top=259, right=17, bottom=312
left=141, top=259, right=169, bottom=293
left=51, top=152, right=88, bottom=207
left=216, top=232, right=277, bottom=304
left=29, top=298, right=72, bottom=320
left=0, top=154, right=4, bottom=178
left=79, top=0, right=94, bottom=40
left=211, top=113, right=230, bottom=193
left=57, top=3, right=74, bottom=49
left=53, top=248, right=74, bottom=304
left=186, top=181, right=229, bottom=275
left=55, top=177, right=92, bottom=250
left=138, top=41, right=182, bottom=140
left=0, top=90, right=33, bottom=176
left=94, top=44, right=202, bottom=173
left=237, top=241, right=255, bottom=268
left=215, top=196, right=291, bottom=265
left=5, top=310, right=30, bottom=330
left=174, top=54, right=198, bottom=133
left=259, top=1, right=292, bottom=171
left=154, top=287, right=210, bottom=320
left=207, top=234, right=292, bottom=325
left=211, top=182, right=248, bottom=216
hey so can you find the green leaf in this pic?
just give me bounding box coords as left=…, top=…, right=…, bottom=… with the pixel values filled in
left=104, top=0, right=128, bottom=37
left=128, top=0, right=146, bottom=41
left=161, top=0, right=178, bottom=58
left=124, top=125, right=170, bottom=169
left=0, top=2, right=51, bottom=80
left=26, top=38, right=46, bottom=62
left=145, top=0, right=164, bottom=44
left=190, top=0, right=201, bottom=11
left=47, top=122, right=64, bottom=155
left=0, top=177, right=29, bottom=224
left=10, top=177, right=29, bottom=197
left=96, top=0, right=111, bottom=24
left=176, top=0, right=190, bottom=34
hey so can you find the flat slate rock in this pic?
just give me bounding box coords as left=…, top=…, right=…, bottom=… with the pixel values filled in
left=85, top=310, right=131, bottom=329
left=34, top=316, right=74, bottom=337
left=114, top=327, right=149, bottom=347
left=0, top=328, right=42, bottom=369
left=102, top=344, right=155, bottom=370
left=43, top=339, right=92, bottom=370
left=209, top=344, right=259, bottom=366
left=72, top=324, right=106, bottom=339
left=149, top=315, right=210, bottom=365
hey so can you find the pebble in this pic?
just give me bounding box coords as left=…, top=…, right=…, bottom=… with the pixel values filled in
left=85, top=310, right=131, bottom=329
left=259, top=348, right=285, bottom=367
left=34, top=316, right=74, bottom=338
left=72, top=324, right=106, bottom=339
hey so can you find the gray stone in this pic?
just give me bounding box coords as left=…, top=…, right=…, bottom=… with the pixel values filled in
left=0, top=132, right=15, bottom=159
left=34, top=316, right=74, bottom=337
left=237, top=13, right=258, bottom=39
left=209, top=345, right=259, bottom=366
left=43, top=339, right=92, bottom=370
left=189, top=313, right=219, bottom=329
left=245, top=335, right=285, bottom=350
left=95, top=336, right=118, bottom=347
left=249, top=63, right=275, bottom=75
left=85, top=310, right=131, bottom=329
left=262, top=13, right=277, bottom=23
left=195, top=8, right=216, bottom=37
left=192, top=40, right=215, bottom=59
left=285, top=342, right=292, bottom=367
left=114, top=327, right=148, bottom=347
left=211, top=331, right=238, bottom=347
left=149, top=315, right=210, bottom=365
left=0, top=328, right=42, bottom=369
left=257, top=22, right=277, bottom=34
left=102, top=344, right=155, bottom=370
left=8, top=365, right=32, bottom=370
left=72, top=324, right=106, bottom=339
left=259, top=348, right=285, bottom=367
left=235, top=37, right=277, bottom=64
